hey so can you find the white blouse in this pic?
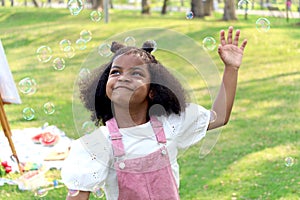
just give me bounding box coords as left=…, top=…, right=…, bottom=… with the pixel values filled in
left=61, top=103, right=210, bottom=200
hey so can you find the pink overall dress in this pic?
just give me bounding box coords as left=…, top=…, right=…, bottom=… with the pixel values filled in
left=106, top=116, right=180, bottom=200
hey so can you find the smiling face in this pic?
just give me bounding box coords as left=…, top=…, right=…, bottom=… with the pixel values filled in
left=106, top=53, right=151, bottom=109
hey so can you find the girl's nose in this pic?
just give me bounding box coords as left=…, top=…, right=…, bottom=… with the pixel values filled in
left=118, top=73, right=131, bottom=82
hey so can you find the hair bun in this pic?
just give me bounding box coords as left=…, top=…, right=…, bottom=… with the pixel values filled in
left=111, top=41, right=126, bottom=53
left=142, top=40, right=157, bottom=53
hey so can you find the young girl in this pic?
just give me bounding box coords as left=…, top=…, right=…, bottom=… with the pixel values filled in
left=61, top=26, right=247, bottom=200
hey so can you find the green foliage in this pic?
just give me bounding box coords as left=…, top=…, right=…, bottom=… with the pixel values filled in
left=0, top=7, right=299, bottom=200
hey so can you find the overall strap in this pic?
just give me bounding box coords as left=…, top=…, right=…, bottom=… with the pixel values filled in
left=150, top=116, right=167, bottom=144
left=106, top=118, right=125, bottom=157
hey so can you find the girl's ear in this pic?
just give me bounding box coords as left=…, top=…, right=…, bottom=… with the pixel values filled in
left=111, top=41, right=126, bottom=53
left=148, top=89, right=155, bottom=100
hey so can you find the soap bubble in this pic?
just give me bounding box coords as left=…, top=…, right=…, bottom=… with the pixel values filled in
left=43, top=102, right=55, bottom=115
left=237, top=0, right=252, bottom=11
left=60, top=39, right=72, bottom=51
left=256, top=17, right=271, bottom=32
left=76, top=38, right=87, bottom=50
left=80, top=30, right=92, bottom=43
left=186, top=11, right=194, bottom=19
left=18, top=77, right=37, bottom=95
left=124, top=36, right=136, bottom=47
left=90, top=10, right=102, bottom=22
left=36, top=45, right=52, bottom=63
left=22, top=107, right=35, bottom=121
left=285, top=157, right=294, bottom=167
left=98, top=43, right=112, bottom=57
left=82, top=121, right=96, bottom=134
left=202, top=36, right=216, bottom=51
left=64, top=46, right=76, bottom=58
left=67, top=0, right=83, bottom=16
left=53, top=57, right=66, bottom=71
left=92, top=185, right=105, bottom=198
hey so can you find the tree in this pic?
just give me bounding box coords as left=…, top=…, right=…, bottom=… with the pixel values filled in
left=161, top=0, right=168, bottom=14
left=92, top=0, right=103, bottom=10
left=203, top=0, right=214, bottom=16
left=191, top=0, right=205, bottom=18
left=142, top=0, right=151, bottom=14
left=222, top=0, right=237, bottom=20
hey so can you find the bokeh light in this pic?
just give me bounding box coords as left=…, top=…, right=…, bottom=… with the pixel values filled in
left=98, top=43, right=112, bottom=57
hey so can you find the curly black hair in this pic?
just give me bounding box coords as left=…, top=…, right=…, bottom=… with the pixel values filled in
left=78, top=41, right=188, bottom=126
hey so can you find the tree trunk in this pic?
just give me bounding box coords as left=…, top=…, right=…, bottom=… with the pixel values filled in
left=32, top=0, right=39, bottom=7
left=191, top=0, right=205, bottom=18
left=92, top=0, right=103, bottom=10
left=141, top=0, right=151, bottom=14
left=222, top=0, right=237, bottom=20
left=161, top=0, right=168, bottom=14
left=204, top=0, right=213, bottom=16
left=1, top=0, right=4, bottom=6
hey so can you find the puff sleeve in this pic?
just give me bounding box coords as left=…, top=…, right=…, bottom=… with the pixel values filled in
left=61, top=127, right=112, bottom=191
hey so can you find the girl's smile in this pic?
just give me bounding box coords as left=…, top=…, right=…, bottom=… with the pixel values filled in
left=106, top=53, right=151, bottom=107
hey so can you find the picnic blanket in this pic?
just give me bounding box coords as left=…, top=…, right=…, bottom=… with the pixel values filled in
left=0, top=124, right=72, bottom=173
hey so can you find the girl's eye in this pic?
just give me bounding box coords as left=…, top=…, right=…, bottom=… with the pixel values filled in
left=110, top=70, right=120, bottom=75
left=132, top=71, right=143, bottom=77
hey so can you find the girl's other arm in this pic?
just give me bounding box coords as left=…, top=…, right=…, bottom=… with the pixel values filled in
left=66, top=191, right=90, bottom=200
left=208, top=26, right=247, bottom=130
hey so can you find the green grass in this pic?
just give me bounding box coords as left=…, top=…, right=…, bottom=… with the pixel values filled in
left=0, top=7, right=299, bottom=200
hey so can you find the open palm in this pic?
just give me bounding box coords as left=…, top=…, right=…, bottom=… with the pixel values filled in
left=218, top=26, right=247, bottom=70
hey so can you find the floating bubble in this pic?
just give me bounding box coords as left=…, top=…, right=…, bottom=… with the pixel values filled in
left=256, top=17, right=271, bottom=32
left=186, top=11, right=194, bottom=19
left=202, top=36, right=216, bottom=51
left=67, top=0, right=83, bottom=16
left=82, top=121, right=96, bottom=134
left=78, top=68, right=91, bottom=80
left=285, top=157, right=294, bottom=167
left=80, top=30, right=92, bottom=43
left=68, top=189, right=80, bottom=197
left=90, top=10, right=102, bottom=22
left=76, top=38, right=87, bottom=50
left=34, top=188, right=48, bottom=198
left=92, top=185, right=105, bottom=198
left=43, top=102, right=55, bottom=115
left=59, top=39, right=72, bottom=51
left=124, top=36, right=136, bottom=47
left=144, top=40, right=157, bottom=53
left=18, top=77, right=37, bottom=95
left=237, top=0, right=252, bottom=11
left=36, top=45, right=52, bottom=63
left=22, top=107, right=35, bottom=121
left=53, top=57, right=66, bottom=71
left=64, top=46, right=76, bottom=58
left=98, top=43, right=112, bottom=57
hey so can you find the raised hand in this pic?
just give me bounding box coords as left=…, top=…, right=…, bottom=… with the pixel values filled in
left=218, top=26, right=247, bottom=70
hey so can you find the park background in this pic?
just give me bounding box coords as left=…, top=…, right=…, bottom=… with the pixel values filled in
left=0, top=0, right=299, bottom=199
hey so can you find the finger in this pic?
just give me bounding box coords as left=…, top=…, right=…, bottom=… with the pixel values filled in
left=233, top=29, right=240, bottom=46
left=240, top=39, right=247, bottom=51
left=220, top=30, right=226, bottom=46
left=227, top=26, right=233, bottom=44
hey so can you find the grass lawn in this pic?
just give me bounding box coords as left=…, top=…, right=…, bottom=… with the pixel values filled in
left=0, top=6, right=299, bottom=200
